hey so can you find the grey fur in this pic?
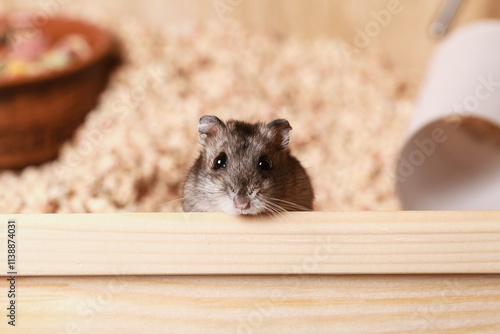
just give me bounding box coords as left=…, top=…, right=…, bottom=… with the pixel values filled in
left=182, top=116, right=314, bottom=215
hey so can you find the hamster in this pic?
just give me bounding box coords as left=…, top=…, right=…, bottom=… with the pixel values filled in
left=182, top=115, right=314, bottom=215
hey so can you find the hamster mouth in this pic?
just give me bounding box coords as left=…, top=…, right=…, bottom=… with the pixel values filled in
left=239, top=209, right=258, bottom=216
left=225, top=201, right=262, bottom=216
left=230, top=207, right=259, bottom=216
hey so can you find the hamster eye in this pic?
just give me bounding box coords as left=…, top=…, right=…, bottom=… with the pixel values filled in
left=213, top=152, right=227, bottom=170
left=258, top=155, right=273, bottom=171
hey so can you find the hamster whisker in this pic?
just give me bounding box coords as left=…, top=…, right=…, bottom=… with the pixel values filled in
left=261, top=198, right=286, bottom=212
left=269, top=198, right=312, bottom=212
left=260, top=199, right=288, bottom=221
left=153, top=198, right=185, bottom=211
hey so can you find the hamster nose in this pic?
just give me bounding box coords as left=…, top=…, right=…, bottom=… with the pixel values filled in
left=234, top=195, right=251, bottom=210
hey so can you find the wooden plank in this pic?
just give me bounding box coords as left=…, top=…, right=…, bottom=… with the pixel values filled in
left=1, top=211, right=500, bottom=276
left=0, top=274, right=499, bottom=333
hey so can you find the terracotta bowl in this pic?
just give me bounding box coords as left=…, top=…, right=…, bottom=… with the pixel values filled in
left=0, top=14, right=119, bottom=169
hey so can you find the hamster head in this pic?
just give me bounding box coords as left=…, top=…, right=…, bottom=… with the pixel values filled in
left=183, top=115, right=308, bottom=215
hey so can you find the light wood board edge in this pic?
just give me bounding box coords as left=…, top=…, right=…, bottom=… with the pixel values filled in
left=1, top=211, right=499, bottom=276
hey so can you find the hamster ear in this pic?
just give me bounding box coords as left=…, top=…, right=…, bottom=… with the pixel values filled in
left=198, top=115, right=225, bottom=145
left=267, top=119, right=292, bottom=150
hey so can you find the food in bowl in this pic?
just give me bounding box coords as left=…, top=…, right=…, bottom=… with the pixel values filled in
left=0, top=12, right=119, bottom=169
left=0, top=13, right=92, bottom=79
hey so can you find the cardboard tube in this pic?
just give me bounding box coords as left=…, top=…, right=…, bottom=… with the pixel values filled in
left=396, top=20, right=500, bottom=210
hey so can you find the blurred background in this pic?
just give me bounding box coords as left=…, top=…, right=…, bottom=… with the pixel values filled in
left=4, top=0, right=500, bottom=80
left=2, top=0, right=500, bottom=213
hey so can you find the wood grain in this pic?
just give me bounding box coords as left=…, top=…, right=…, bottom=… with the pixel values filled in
left=0, top=212, right=499, bottom=333
left=0, top=274, right=499, bottom=333
left=1, top=211, right=500, bottom=276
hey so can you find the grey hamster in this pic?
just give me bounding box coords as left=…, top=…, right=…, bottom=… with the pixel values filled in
left=182, top=115, right=314, bottom=215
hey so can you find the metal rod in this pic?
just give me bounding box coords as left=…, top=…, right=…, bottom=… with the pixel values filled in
left=429, top=0, right=464, bottom=39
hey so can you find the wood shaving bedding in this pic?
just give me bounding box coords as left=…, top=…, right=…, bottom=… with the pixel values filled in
left=0, top=15, right=415, bottom=213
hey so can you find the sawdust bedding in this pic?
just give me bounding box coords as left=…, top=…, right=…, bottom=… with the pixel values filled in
left=0, top=14, right=415, bottom=213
